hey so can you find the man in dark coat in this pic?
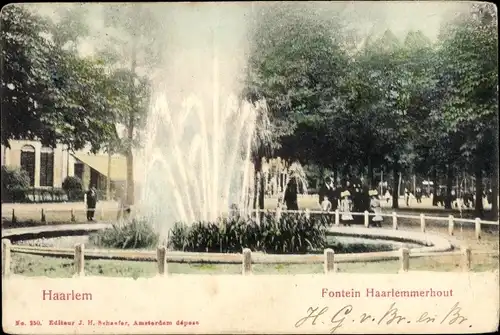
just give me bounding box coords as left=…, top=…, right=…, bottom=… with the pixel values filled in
left=415, top=187, right=423, bottom=203
left=318, top=178, right=330, bottom=207
left=329, top=183, right=340, bottom=211
left=350, top=183, right=363, bottom=224
left=361, top=185, right=371, bottom=212
left=319, top=177, right=338, bottom=211
left=284, top=177, right=299, bottom=210
left=86, top=185, right=98, bottom=221
left=486, top=189, right=493, bottom=205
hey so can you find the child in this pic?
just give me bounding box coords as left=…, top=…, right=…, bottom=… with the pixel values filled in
left=340, top=190, right=353, bottom=225
left=321, top=195, right=332, bottom=212
left=369, top=190, right=383, bottom=227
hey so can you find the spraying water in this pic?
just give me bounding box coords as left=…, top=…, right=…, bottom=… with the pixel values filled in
left=136, top=56, right=261, bottom=239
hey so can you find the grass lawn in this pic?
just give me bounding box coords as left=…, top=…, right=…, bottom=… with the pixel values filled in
left=10, top=251, right=498, bottom=278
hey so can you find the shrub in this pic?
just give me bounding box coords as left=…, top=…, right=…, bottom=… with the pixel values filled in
left=90, top=219, right=160, bottom=249
left=168, top=222, right=190, bottom=251
left=168, top=212, right=329, bottom=254
left=1, top=166, right=30, bottom=202
left=62, top=176, right=84, bottom=201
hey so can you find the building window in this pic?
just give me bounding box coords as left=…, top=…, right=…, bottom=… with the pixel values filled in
left=20, top=145, right=36, bottom=187
left=40, top=147, right=54, bottom=187
left=74, top=162, right=84, bottom=181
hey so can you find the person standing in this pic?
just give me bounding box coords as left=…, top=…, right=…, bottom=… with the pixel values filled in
left=86, top=185, right=98, bottom=221
left=284, top=177, right=299, bottom=210
left=318, top=178, right=331, bottom=207
left=486, top=189, right=493, bottom=205
left=369, top=190, right=383, bottom=227
left=404, top=188, right=410, bottom=207
left=340, top=190, right=353, bottom=225
left=321, top=195, right=332, bottom=212
left=329, top=183, right=340, bottom=211
left=415, top=187, right=422, bottom=203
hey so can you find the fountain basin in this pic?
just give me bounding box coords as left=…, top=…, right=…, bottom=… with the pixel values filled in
left=4, top=223, right=455, bottom=264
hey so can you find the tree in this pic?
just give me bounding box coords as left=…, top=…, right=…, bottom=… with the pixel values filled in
left=433, top=3, right=498, bottom=218
left=97, top=4, right=163, bottom=206
left=1, top=4, right=116, bottom=153
left=243, top=3, right=350, bottom=208
left=349, top=29, right=436, bottom=208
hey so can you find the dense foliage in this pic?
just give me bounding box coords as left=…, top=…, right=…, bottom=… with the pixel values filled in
left=169, top=213, right=329, bottom=254
left=168, top=214, right=399, bottom=254
left=90, top=219, right=160, bottom=249
left=0, top=166, right=68, bottom=204
left=1, top=5, right=117, bottom=152
left=244, top=3, right=498, bottom=217
left=1, top=166, right=30, bottom=202
left=1, top=4, right=153, bottom=206
left=62, top=176, right=84, bottom=201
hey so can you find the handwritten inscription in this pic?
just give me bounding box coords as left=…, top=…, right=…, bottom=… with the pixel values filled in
left=295, top=302, right=469, bottom=333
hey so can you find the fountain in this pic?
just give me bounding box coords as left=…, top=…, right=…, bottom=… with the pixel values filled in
left=136, top=57, right=260, bottom=240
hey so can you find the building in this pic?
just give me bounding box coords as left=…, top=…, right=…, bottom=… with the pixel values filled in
left=1, top=140, right=73, bottom=188
left=1, top=140, right=126, bottom=198
left=72, top=152, right=127, bottom=196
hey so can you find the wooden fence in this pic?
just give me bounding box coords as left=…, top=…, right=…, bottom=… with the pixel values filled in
left=2, top=239, right=480, bottom=278
left=6, top=206, right=499, bottom=233
left=252, top=208, right=498, bottom=240
left=7, top=207, right=115, bottom=223
left=2, top=208, right=498, bottom=278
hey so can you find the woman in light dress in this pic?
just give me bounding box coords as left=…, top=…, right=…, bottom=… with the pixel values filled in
left=340, top=190, right=353, bottom=225
left=369, top=190, right=383, bottom=227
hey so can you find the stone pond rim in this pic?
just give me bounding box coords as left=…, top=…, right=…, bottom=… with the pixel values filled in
left=2, top=223, right=456, bottom=264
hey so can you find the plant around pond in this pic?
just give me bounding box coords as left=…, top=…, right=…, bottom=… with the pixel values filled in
left=90, top=213, right=397, bottom=254
left=90, top=219, right=160, bottom=249
left=169, top=213, right=330, bottom=254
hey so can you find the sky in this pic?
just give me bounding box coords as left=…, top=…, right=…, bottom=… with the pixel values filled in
left=35, top=2, right=472, bottom=96
left=30, top=2, right=473, bottom=62
left=340, top=1, right=470, bottom=41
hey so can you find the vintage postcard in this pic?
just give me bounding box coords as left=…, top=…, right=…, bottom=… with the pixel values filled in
left=1, top=1, right=499, bottom=334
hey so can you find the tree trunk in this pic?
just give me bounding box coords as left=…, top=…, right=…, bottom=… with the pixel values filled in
left=106, top=150, right=112, bottom=200
left=342, top=164, right=350, bottom=180
left=491, top=122, right=499, bottom=220
left=445, top=164, right=453, bottom=209
left=474, top=164, right=484, bottom=218
left=392, top=162, right=399, bottom=209
left=432, top=168, right=438, bottom=206
left=367, top=156, right=374, bottom=188
left=253, top=157, right=262, bottom=210
left=126, top=147, right=134, bottom=206
left=126, top=115, right=135, bottom=206
left=252, top=173, right=258, bottom=210
left=259, top=170, right=265, bottom=210
left=126, top=39, right=138, bottom=207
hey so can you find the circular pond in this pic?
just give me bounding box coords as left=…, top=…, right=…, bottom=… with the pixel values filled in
left=4, top=222, right=455, bottom=265
left=13, top=233, right=423, bottom=254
